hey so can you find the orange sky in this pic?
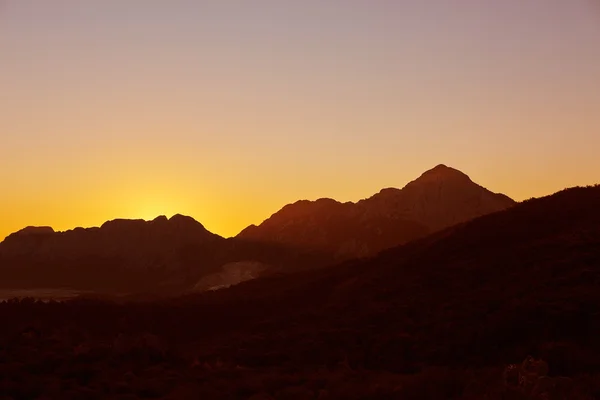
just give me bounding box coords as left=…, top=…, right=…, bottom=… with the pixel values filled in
left=1, top=1, right=599, bottom=240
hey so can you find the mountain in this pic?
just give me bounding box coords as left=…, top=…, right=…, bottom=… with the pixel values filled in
left=175, top=184, right=600, bottom=375
left=0, top=215, right=333, bottom=294
left=1, top=185, right=598, bottom=398
left=0, top=165, right=517, bottom=295
left=0, top=214, right=219, bottom=260
left=361, top=164, right=516, bottom=230
left=238, top=198, right=429, bottom=259
left=238, top=164, right=516, bottom=258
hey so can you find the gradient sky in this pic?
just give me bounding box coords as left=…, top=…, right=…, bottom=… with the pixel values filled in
left=1, top=0, right=599, bottom=239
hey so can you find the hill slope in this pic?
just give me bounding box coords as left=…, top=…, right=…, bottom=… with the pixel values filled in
left=238, top=164, right=516, bottom=258
left=186, top=185, right=600, bottom=373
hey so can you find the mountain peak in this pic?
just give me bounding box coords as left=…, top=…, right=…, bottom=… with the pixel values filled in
left=412, top=164, right=471, bottom=184
left=167, top=214, right=211, bottom=233
left=3, top=226, right=55, bottom=242
left=152, top=215, right=168, bottom=223
left=424, top=164, right=466, bottom=176
left=238, top=164, right=516, bottom=258
left=15, top=226, right=55, bottom=235
left=100, top=218, right=146, bottom=230
left=432, top=163, right=450, bottom=170
left=169, top=214, right=201, bottom=225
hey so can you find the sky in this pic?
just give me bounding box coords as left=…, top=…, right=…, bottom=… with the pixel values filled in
left=1, top=0, right=599, bottom=239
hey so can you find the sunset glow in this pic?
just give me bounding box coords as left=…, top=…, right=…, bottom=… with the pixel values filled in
left=1, top=1, right=599, bottom=240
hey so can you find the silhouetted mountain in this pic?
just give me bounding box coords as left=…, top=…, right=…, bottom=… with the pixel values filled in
left=239, top=198, right=429, bottom=259
left=1, top=186, right=598, bottom=399
left=0, top=215, right=333, bottom=294
left=362, top=164, right=515, bottom=230
left=178, top=184, right=600, bottom=374
left=1, top=215, right=219, bottom=260
left=0, top=165, right=515, bottom=293
left=238, top=164, right=516, bottom=258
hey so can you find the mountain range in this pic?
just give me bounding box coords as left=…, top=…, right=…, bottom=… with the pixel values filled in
left=2, top=184, right=598, bottom=399
left=0, top=164, right=515, bottom=294
left=238, top=164, right=515, bottom=258
left=171, top=184, right=600, bottom=378
left=1, top=174, right=599, bottom=397
left=0, top=215, right=329, bottom=294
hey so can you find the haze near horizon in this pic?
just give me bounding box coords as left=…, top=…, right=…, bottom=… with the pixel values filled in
left=1, top=1, right=599, bottom=240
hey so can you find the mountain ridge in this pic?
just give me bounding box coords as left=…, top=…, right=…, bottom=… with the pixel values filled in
left=238, top=164, right=516, bottom=258
left=0, top=164, right=517, bottom=294
left=3, top=214, right=209, bottom=242
left=0, top=213, right=333, bottom=294
left=2, top=165, right=510, bottom=246
left=180, top=184, right=600, bottom=375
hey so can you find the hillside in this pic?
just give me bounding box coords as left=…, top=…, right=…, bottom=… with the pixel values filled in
left=239, top=198, right=429, bottom=259
left=181, top=185, right=600, bottom=372
left=238, top=164, right=516, bottom=259
left=0, top=185, right=598, bottom=399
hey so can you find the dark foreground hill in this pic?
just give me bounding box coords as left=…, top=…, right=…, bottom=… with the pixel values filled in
left=0, top=185, right=599, bottom=399
left=238, top=164, right=515, bottom=259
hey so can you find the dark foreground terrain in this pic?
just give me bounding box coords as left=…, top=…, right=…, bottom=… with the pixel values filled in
left=1, top=186, right=600, bottom=399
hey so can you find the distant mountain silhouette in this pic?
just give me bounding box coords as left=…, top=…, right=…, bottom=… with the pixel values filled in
left=0, top=165, right=515, bottom=294
left=0, top=215, right=332, bottom=294
left=238, top=164, right=516, bottom=258
left=1, top=214, right=219, bottom=260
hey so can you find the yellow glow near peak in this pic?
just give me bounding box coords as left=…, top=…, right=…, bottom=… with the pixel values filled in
left=131, top=206, right=170, bottom=222
left=122, top=191, right=190, bottom=223
left=112, top=180, right=189, bottom=223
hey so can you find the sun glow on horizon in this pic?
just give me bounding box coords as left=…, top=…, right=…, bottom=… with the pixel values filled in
left=1, top=1, right=599, bottom=242
left=117, top=186, right=195, bottom=223
left=129, top=205, right=176, bottom=223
